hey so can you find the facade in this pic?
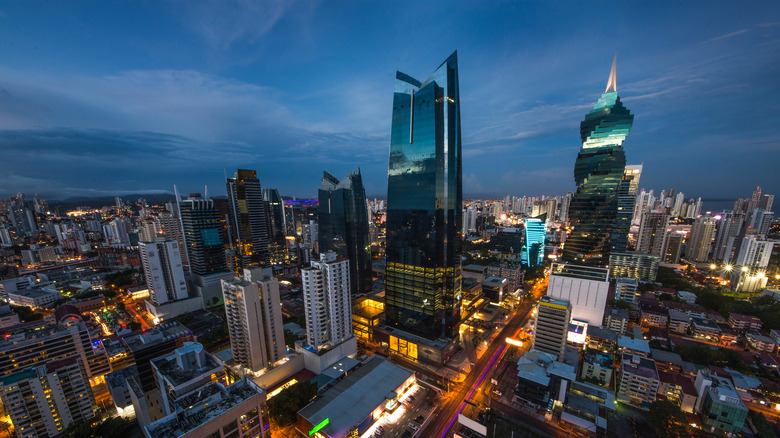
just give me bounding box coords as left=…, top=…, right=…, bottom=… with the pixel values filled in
left=221, top=269, right=285, bottom=373
left=523, top=218, right=546, bottom=267
left=636, top=211, right=669, bottom=257
left=318, top=169, right=372, bottom=295
left=139, top=241, right=189, bottom=305
left=581, top=350, right=614, bottom=387
left=143, top=378, right=268, bottom=438
left=301, top=251, right=353, bottom=349
left=695, top=371, right=748, bottom=434
left=604, top=307, right=629, bottom=335
left=686, top=215, right=716, bottom=262
left=533, top=296, right=571, bottom=361
left=352, top=294, right=384, bottom=342
left=617, top=353, right=659, bottom=408
left=613, top=164, right=643, bottom=253
left=385, top=52, right=462, bottom=341
left=565, top=56, right=634, bottom=265
left=614, top=277, right=639, bottom=303
left=608, top=252, right=659, bottom=282
left=662, top=231, right=684, bottom=264
left=728, top=313, right=763, bottom=331
left=0, top=357, right=96, bottom=438
left=547, top=263, right=610, bottom=327
left=226, top=169, right=271, bottom=274
left=263, top=188, right=288, bottom=264
left=6, top=287, right=62, bottom=309
left=177, top=192, right=228, bottom=276
left=486, top=262, right=524, bottom=294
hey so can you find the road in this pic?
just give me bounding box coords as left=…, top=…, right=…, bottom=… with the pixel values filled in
left=421, top=287, right=540, bottom=438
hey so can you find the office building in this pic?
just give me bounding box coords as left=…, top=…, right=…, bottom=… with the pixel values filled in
left=613, top=164, right=643, bottom=253
left=0, top=357, right=96, bottom=438
left=523, top=218, right=546, bottom=267
left=565, top=55, right=634, bottom=265
left=533, top=296, right=571, bottom=361
left=301, top=251, right=353, bottom=350
left=384, top=52, right=462, bottom=341
left=151, top=342, right=226, bottom=416
left=686, top=215, right=716, bottom=262
left=712, top=211, right=745, bottom=263
left=263, top=188, right=288, bottom=264
left=177, top=191, right=228, bottom=276
left=661, top=231, right=684, bottom=264
left=608, top=252, right=660, bottom=282
left=226, top=169, right=271, bottom=274
left=694, top=370, right=748, bottom=434
left=221, top=269, right=285, bottom=372
left=635, top=211, right=669, bottom=257
left=143, top=378, right=268, bottom=438
left=139, top=241, right=189, bottom=305
left=318, top=169, right=372, bottom=295
left=547, top=262, right=610, bottom=327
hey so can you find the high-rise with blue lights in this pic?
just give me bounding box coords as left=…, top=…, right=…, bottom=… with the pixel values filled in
left=564, top=55, right=634, bottom=265
left=523, top=218, right=546, bottom=267
left=385, top=51, right=462, bottom=341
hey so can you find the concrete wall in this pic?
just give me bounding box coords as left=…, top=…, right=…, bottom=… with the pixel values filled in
left=296, top=337, right=358, bottom=374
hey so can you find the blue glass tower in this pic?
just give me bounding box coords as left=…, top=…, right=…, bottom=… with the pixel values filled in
left=564, top=55, right=634, bottom=265
left=385, top=51, right=462, bottom=340
left=523, top=218, right=546, bottom=267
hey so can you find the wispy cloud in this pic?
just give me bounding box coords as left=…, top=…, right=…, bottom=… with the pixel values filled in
left=703, top=29, right=749, bottom=44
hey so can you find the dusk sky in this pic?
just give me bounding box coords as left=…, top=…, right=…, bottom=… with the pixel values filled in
left=0, top=1, right=778, bottom=201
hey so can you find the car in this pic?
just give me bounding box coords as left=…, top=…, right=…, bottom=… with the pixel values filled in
left=409, top=423, right=418, bottom=430
left=415, top=415, right=425, bottom=423
left=408, top=395, right=415, bottom=401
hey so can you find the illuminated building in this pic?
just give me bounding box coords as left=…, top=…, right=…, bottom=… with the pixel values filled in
left=221, top=269, right=285, bottom=372
left=613, top=164, right=642, bottom=253
left=547, top=262, right=610, bottom=327
left=635, top=211, right=670, bottom=257
left=301, top=252, right=353, bottom=349
left=614, top=277, right=639, bottom=303
left=533, top=296, right=571, bottom=361
left=565, top=55, right=634, bottom=265
left=384, top=52, right=462, bottom=342
left=608, top=252, right=659, bottom=282
left=617, top=353, right=659, bottom=408
left=176, top=191, right=228, bottom=276
left=0, top=357, right=96, bottom=438
left=523, top=218, right=546, bottom=267
left=686, top=215, right=716, bottom=262
left=694, top=371, right=747, bottom=434
left=352, top=293, right=384, bottom=342
left=263, top=188, right=288, bottom=264
left=486, top=262, right=524, bottom=294
left=139, top=241, right=189, bottom=305
left=318, top=169, right=372, bottom=295
left=226, top=169, right=271, bottom=274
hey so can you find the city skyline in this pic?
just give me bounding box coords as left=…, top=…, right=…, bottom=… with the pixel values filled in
left=0, top=2, right=779, bottom=200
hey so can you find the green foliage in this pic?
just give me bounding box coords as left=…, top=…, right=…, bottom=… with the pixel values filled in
left=284, top=330, right=300, bottom=349
left=104, top=269, right=139, bottom=288
left=62, top=416, right=130, bottom=438
left=200, top=324, right=228, bottom=349
left=268, top=381, right=317, bottom=426
left=177, top=313, right=195, bottom=326
left=648, top=400, right=691, bottom=438
left=749, top=411, right=777, bottom=438
left=524, top=265, right=546, bottom=282
left=10, top=305, right=43, bottom=322
left=674, top=345, right=748, bottom=372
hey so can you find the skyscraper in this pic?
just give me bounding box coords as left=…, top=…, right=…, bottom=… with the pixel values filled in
left=687, top=215, right=717, bottom=262
left=139, top=241, right=188, bottom=305
left=318, top=169, right=372, bottom=295
left=565, top=55, right=634, bottom=265
left=226, top=169, right=271, bottom=274
left=385, top=51, right=462, bottom=341
left=636, top=211, right=670, bottom=257
left=301, top=251, right=353, bottom=349
left=523, top=218, right=546, bottom=267
left=177, top=191, right=228, bottom=276
left=263, top=188, right=288, bottom=264
left=532, top=296, right=571, bottom=361
left=613, top=164, right=642, bottom=253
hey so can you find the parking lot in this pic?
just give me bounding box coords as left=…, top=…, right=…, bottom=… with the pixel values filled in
left=359, top=383, right=437, bottom=438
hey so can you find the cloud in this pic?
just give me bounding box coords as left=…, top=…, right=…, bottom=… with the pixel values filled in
left=703, top=29, right=749, bottom=44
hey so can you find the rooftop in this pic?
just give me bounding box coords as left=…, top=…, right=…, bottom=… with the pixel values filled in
left=151, top=342, right=223, bottom=388
left=123, top=321, right=191, bottom=351
left=145, top=378, right=264, bottom=438
left=7, top=287, right=60, bottom=299
left=298, top=356, right=414, bottom=438
left=650, top=348, right=683, bottom=366
left=618, top=336, right=650, bottom=355
left=621, top=353, right=659, bottom=380
left=690, top=317, right=721, bottom=332
left=550, top=262, right=609, bottom=281
left=517, top=349, right=576, bottom=386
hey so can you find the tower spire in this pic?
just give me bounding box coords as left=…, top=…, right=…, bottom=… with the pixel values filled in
left=605, top=52, right=617, bottom=93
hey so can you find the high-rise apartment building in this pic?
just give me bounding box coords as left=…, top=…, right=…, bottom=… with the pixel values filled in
left=613, top=164, right=642, bottom=253
left=226, top=169, right=270, bottom=274
left=614, top=277, right=639, bottom=303
left=139, top=241, right=189, bottom=305
left=177, top=192, right=228, bottom=276
left=384, top=52, right=462, bottom=341
left=547, top=262, right=610, bottom=327
left=662, top=231, right=684, bottom=264
left=636, top=211, right=670, bottom=257
left=301, top=251, right=353, bottom=349
left=0, top=357, right=96, bottom=438
left=221, top=269, right=285, bottom=372
left=263, top=188, right=288, bottom=264
left=318, top=169, right=372, bottom=295
left=687, top=215, right=716, bottom=262
left=712, top=211, right=745, bottom=263
left=532, top=296, right=571, bottom=361
left=565, top=55, right=634, bottom=265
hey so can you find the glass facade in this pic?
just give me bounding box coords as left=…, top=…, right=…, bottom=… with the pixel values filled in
left=523, top=218, right=546, bottom=267
left=263, top=188, right=288, bottom=264
left=565, top=61, right=634, bottom=266
left=318, top=168, right=372, bottom=295
left=385, top=51, right=462, bottom=340
left=226, top=169, right=270, bottom=274
left=613, top=164, right=642, bottom=253
left=178, top=195, right=228, bottom=276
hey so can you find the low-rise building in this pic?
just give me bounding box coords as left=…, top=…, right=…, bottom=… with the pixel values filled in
left=650, top=349, right=683, bottom=373
left=481, top=276, right=508, bottom=303
left=746, top=330, right=777, bottom=353
left=603, top=308, right=629, bottom=335
left=728, top=313, right=763, bottom=332
left=580, top=350, right=614, bottom=387
left=151, top=343, right=226, bottom=416
left=352, top=293, right=384, bottom=342
left=676, top=291, right=697, bottom=305
left=718, top=323, right=739, bottom=347
left=694, top=371, right=748, bottom=435
left=486, top=262, right=524, bottom=293
left=618, top=336, right=650, bottom=358
left=614, top=277, right=639, bottom=303
left=657, top=371, right=697, bottom=413
left=7, top=287, right=62, bottom=308
left=640, top=305, right=668, bottom=327
left=586, top=326, right=617, bottom=352
left=516, top=349, right=576, bottom=408
left=689, top=317, right=721, bottom=341
left=667, top=309, right=690, bottom=334
left=617, top=353, right=659, bottom=408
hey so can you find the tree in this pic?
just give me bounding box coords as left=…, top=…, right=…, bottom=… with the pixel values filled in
left=648, top=401, right=691, bottom=438
left=268, top=381, right=317, bottom=426
left=62, top=417, right=130, bottom=438
left=749, top=411, right=777, bottom=438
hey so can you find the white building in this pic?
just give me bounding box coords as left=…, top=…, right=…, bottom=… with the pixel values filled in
left=614, top=277, right=639, bottom=303
left=687, top=215, right=716, bottom=262
left=735, top=236, right=774, bottom=269
left=221, top=268, right=285, bottom=373
left=139, top=241, right=188, bottom=305
left=547, top=263, right=610, bottom=327
left=301, top=251, right=353, bottom=350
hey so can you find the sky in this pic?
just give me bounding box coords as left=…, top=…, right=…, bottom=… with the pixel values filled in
left=0, top=1, right=778, bottom=201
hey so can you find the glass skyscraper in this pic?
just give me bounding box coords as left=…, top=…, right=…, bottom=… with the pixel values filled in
left=385, top=51, right=462, bottom=341
left=177, top=192, right=228, bottom=276
left=263, top=188, right=288, bottom=264
left=565, top=55, right=634, bottom=266
left=318, top=168, right=372, bottom=296
left=226, top=169, right=271, bottom=274
left=613, top=164, right=642, bottom=253
left=523, top=218, right=546, bottom=267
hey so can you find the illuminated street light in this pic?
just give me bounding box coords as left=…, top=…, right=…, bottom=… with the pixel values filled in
left=725, top=265, right=733, bottom=271
left=741, top=266, right=749, bottom=272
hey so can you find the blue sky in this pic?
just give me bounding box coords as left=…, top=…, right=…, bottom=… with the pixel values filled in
left=0, top=1, right=778, bottom=201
